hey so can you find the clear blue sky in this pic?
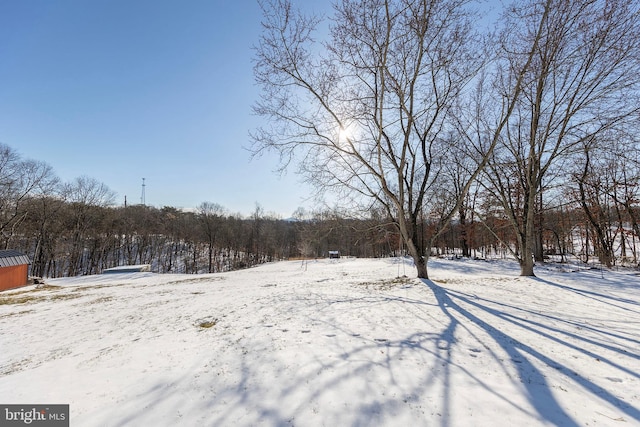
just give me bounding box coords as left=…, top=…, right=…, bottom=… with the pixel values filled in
left=0, top=0, right=331, bottom=217
left=0, top=1, right=499, bottom=217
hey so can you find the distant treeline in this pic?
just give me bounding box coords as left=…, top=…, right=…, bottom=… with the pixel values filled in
left=2, top=142, right=640, bottom=278
left=4, top=196, right=640, bottom=279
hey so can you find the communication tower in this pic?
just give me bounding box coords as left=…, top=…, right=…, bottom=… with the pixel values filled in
left=141, top=178, right=146, bottom=206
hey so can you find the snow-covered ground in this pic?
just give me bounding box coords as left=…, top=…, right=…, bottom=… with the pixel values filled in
left=0, top=257, right=638, bottom=426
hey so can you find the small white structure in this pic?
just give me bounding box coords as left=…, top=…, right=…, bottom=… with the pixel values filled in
left=328, top=251, right=340, bottom=259
left=103, top=264, right=151, bottom=274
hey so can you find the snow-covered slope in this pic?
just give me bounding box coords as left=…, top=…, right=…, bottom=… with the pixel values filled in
left=1, top=258, right=638, bottom=426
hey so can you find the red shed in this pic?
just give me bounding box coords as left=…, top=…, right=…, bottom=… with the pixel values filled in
left=0, top=250, right=31, bottom=291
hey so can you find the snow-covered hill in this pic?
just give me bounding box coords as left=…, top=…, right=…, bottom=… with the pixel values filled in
left=1, top=258, right=638, bottom=426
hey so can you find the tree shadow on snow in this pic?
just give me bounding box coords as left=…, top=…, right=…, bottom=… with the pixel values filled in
left=533, top=275, right=640, bottom=312
left=421, top=278, right=640, bottom=426
left=92, top=276, right=639, bottom=427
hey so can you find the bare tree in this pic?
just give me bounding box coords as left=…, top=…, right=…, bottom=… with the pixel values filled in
left=608, top=141, right=640, bottom=264
left=571, top=130, right=640, bottom=267
left=252, top=0, right=539, bottom=278
left=574, top=139, right=618, bottom=266
left=198, top=202, right=226, bottom=273
left=481, top=0, right=640, bottom=276
left=62, top=176, right=115, bottom=276
left=0, top=144, right=59, bottom=248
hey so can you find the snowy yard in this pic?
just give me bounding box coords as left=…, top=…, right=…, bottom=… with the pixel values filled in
left=0, top=257, right=638, bottom=426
